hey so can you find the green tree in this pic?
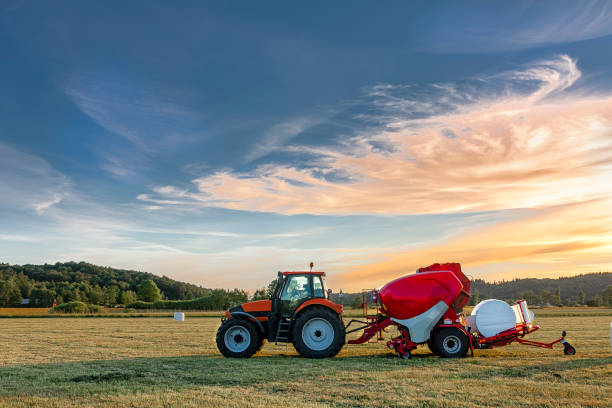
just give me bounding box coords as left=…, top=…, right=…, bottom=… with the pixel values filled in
left=137, top=280, right=162, bottom=302
left=266, top=279, right=278, bottom=298
left=554, top=286, right=561, bottom=306
left=601, top=285, right=612, bottom=307
left=30, top=286, right=55, bottom=307
left=119, top=290, right=137, bottom=305
left=0, top=280, right=23, bottom=306
left=592, top=295, right=603, bottom=307
left=524, top=290, right=538, bottom=305
left=469, top=289, right=480, bottom=306
left=104, top=286, right=120, bottom=306
left=89, top=285, right=104, bottom=305
left=539, top=290, right=551, bottom=305
left=586, top=295, right=603, bottom=307
left=578, top=289, right=585, bottom=305
left=251, top=288, right=268, bottom=301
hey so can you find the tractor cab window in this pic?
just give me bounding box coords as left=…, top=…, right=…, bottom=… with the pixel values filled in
left=313, top=275, right=325, bottom=298
left=281, top=275, right=311, bottom=301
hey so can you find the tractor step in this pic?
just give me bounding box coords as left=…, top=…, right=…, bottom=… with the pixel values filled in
left=275, top=320, right=292, bottom=344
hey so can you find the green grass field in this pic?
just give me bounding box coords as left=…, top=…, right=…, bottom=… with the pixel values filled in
left=1, top=309, right=610, bottom=407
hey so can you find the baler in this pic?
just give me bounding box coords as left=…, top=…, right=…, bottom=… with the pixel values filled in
left=345, top=263, right=576, bottom=359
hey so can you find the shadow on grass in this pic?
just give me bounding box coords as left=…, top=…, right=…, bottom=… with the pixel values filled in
left=456, top=357, right=612, bottom=380
left=4, top=352, right=608, bottom=399
left=0, top=352, right=442, bottom=398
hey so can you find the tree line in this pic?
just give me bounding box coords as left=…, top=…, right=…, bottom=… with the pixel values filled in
left=1, top=262, right=611, bottom=310
left=468, top=272, right=612, bottom=306
left=0, top=262, right=247, bottom=309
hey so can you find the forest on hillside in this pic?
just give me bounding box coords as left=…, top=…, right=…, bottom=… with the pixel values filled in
left=469, top=273, right=612, bottom=306
left=0, top=262, right=248, bottom=308
left=1, top=261, right=611, bottom=309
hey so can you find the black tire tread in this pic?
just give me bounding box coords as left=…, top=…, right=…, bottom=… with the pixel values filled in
left=292, top=307, right=345, bottom=358
left=427, top=338, right=439, bottom=355
left=216, top=319, right=261, bottom=358
left=434, top=328, right=469, bottom=358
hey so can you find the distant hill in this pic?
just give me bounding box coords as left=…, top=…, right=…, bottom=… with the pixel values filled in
left=330, top=272, right=612, bottom=308
left=471, top=273, right=612, bottom=304
left=0, top=261, right=213, bottom=307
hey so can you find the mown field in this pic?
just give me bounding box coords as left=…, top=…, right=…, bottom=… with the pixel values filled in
left=0, top=309, right=610, bottom=407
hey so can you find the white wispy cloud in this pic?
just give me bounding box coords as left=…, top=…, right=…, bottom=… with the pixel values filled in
left=60, top=74, right=205, bottom=159
left=99, top=154, right=138, bottom=177
left=245, top=117, right=318, bottom=161
left=0, top=143, right=70, bottom=215
left=0, top=234, right=39, bottom=242
left=420, top=1, right=612, bottom=52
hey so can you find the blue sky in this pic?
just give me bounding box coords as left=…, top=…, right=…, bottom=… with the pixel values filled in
left=2, top=1, right=612, bottom=291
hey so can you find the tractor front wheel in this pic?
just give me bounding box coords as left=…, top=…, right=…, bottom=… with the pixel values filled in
left=434, top=328, right=469, bottom=358
left=216, top=319, right=261, bottom=358
left=292, top=307, right=345, bottom=358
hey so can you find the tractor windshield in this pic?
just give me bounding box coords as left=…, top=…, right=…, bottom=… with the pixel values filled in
left=281, top=275, right=310, bottom=301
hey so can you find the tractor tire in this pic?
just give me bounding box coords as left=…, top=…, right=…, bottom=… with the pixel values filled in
left=256, top=336, right=265, bottom=353
left=434, top=328, right=469, bottom=358
left=216, top=319, right=261, bottom=358
left=292, top=307, right=345, bottom=358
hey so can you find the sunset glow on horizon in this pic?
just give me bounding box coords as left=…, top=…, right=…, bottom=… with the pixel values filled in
left=1, top=2, right=612, bottom=292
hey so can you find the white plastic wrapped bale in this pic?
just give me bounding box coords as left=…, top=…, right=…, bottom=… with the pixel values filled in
left=470, top=299, right=517, bottom=337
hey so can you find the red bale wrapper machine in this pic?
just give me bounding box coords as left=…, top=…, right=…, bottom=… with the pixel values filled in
left=345, top=263, right=576, bottom=359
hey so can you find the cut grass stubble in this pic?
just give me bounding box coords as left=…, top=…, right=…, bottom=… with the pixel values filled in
left=0, top=310, right=610, bottom=407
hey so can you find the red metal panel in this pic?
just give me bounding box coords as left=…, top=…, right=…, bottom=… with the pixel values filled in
left=378, top=271, right=463, bottom=319
left=295, top=298, right=343, bottom=315
left=417, top=263, right=471, bottom=311
left=282, top=271, right=326, bottom=276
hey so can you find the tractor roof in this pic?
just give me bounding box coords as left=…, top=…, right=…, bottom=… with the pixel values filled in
left=282, top=271, right=326, bottom=276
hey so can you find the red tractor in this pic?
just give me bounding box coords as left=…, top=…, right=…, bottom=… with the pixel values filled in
left=216, top=269, right=345, bottom=358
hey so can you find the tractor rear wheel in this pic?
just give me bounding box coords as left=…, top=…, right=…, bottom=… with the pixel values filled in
left=434, top=328, right=469, bottom=358
left=292, top=307, right=345, bottom=358
left=216, top=319, right=261, bottom=358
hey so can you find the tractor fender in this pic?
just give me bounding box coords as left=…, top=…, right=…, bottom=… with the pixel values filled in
left=229, top=311, right=265, bottom=333
left=293, top=299, right=343, bottom=318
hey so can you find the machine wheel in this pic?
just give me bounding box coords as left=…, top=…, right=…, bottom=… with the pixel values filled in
left=434, top=328, right=469, bottom=358
left=292, top=307, right=345, bottom=358
left=398, top=349, right=411, bottom=359
left=427, top=338, right=439, bottom=355
left=563, top=343, right=576, bottom=355
left=216, top=319, right=261, bottom=358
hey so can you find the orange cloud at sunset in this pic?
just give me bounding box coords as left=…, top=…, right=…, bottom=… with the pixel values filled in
left=330, top=197, right=612, bottom=291
left=147, top=56, right=612, bottom=218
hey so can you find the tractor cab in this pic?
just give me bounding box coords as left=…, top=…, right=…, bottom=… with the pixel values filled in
left=217, top=267, right=345, bottom=358
left=271, top=271, right=328, bottom=318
